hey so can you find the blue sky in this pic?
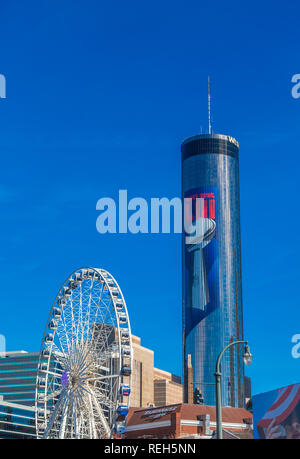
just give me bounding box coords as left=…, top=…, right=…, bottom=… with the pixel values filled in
left=0, top=0, right=299, bottom=397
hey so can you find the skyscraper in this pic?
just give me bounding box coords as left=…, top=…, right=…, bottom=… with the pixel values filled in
left=182, top=133, right=244, bottom=407
left=0, top=350, right=57, bottom=438
left=0, top=351, right=40, bottom=406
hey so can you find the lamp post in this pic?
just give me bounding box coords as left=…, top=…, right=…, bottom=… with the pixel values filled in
left=214, top=340, right=252, bottom=439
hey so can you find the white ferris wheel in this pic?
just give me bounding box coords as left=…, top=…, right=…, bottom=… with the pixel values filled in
left=35, top=267, right=132, bottom=439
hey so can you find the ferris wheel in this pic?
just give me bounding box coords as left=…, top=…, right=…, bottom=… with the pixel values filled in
left=35, top=267, right=132, bottom=439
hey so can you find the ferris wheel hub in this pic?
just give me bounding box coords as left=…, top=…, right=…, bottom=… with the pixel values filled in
left=61, top=371, right=69, bottom=388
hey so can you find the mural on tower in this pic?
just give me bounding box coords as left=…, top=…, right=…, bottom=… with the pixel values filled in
left=184, top=186, right=219, bottom=336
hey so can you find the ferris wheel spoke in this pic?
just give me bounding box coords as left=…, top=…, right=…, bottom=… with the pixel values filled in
left=96, top=301, right=117, bottom=342
left=76, top=380, right=94, bottom=397
left=80, top=278, right=94, bottom=342
left=92, top=314, right=116, bottom=350
left=42, top=388, right=61, bottom=402
left=41, top=369, right=64, bottom=378
left=93, top=389, right=116, bottom=410
left=76, top=280, right=84, bottom=348
left=86, top=374, right=120, bottom=382
left=90, top=282, right=106, bottom=342
left=51, top=343, right=67, bottom=363
left=95, top=329, right=116, bottom=355
left=100, top=295, right=115, bottom=324
left=74, top=347, right=93, bottom=377
left=56, top=316, right=72, bottom=356
left=60, top=306, right=73, bottom=350
left=69, top=290, right=77, bottom=350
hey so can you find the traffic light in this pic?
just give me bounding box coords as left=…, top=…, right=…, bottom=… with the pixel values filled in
left=194, top=387, right=204, bottom=405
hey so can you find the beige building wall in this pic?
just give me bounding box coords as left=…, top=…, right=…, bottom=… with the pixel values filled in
left=154, top=368, right=183, bottom=406
left=130, top=335, right=154, bottom=408
left=186, top=353, right=194, bottom=404
left=130, top=334, right=183, bottom=408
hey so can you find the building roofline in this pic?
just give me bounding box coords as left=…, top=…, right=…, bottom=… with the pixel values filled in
left=0, top=400, right=36, bottom=411
left=181, top=133, right=239, bottom=148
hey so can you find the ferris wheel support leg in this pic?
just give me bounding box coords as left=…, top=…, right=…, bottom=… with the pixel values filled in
left=90, top=389, right=111, bottom=438
left=59, top=392, right=70, bottom=439
left=87, top=392, right=98, bottom=439
left=70, top=392, right=79, bottom=439
left=43, top=390, right=66, bottom=438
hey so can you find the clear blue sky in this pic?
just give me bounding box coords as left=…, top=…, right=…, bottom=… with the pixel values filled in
left=0, top=0, right=299, bottom=397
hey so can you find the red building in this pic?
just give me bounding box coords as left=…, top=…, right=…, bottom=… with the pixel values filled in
left=125, top=404, right=253, bottom=439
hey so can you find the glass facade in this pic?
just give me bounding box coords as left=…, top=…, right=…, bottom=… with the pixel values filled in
left=0, top=350, right=58, bottom=438
left=0, top=401, right=36, bottom=439
left=0, top=351, right=40, bottom=406
left=182, top=134, right=244, bottom=407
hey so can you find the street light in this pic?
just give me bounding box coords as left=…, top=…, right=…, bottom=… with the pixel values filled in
left=214, top=340, right=252, bottom=439
left=243, top=344, right=253, bottom=366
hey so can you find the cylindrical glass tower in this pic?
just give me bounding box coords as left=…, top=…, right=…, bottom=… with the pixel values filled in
left=182, top=133, right=244, bottom=407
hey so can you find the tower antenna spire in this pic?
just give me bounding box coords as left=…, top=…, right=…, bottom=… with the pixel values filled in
left=208, top=76, right=212, bottom=135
